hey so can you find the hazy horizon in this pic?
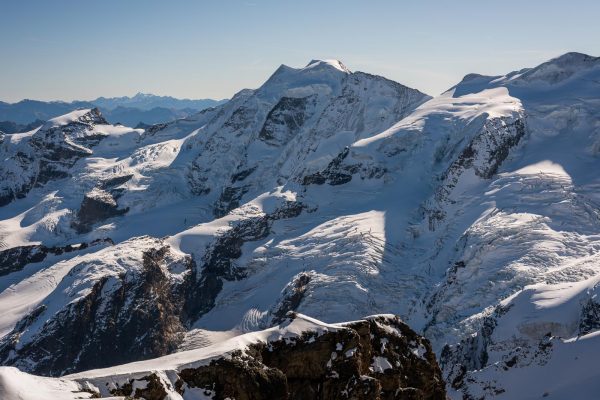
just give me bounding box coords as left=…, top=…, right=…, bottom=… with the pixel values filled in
left=2, top=0, right=599, bottom=103
left=0, top=91, right=229, bottom=104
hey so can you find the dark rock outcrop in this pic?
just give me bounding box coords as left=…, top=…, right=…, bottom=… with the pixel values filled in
left=303, top=147, right=361, bottom=186
left=185, top=201, right=305, bottom=324
left=259, top=95, right=317, bottom=145
left=425, top=116, right=526, bottom=231
left=95, top=314, right=446, bottom=400
left=213, top=185, right=249, bottom=217
left=73, top=189, right=129, bottom=233
left=579, top=297, right=600, bottom=336
left=0, top=238, right=113, bottom=277
left=1, top=203, right=305, bottom=376
left=271, top=272, right=312, bottom=324
left=0, top=241, right=194, bottom=376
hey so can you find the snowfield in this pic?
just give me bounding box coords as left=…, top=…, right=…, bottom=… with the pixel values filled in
left=0, top=53, right=600, bottom=398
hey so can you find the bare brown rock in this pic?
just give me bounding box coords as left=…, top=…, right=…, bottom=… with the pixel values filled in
left=105, top=314, right=446, bottom=400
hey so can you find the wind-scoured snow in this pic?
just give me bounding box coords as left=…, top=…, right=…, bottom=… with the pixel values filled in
left=66, top=313, right=343, bottom=381
left=0, top=367, right=92, bottom=400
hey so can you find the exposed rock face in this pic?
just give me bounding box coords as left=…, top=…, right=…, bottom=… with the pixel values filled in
left=303, top=147, right=361, bottom=186
left=177, top=357, right=289, bottom=400
left=75, top=314, right=446, bottom=400
left=424, top=116, right=526, bottom=231
left=182, top=214, right=270, bottom=321
left=259, top=95, right=318, bottom=145
left=73, top=188, right=129, bottom=233
left=579, top=298, right=600, bottom=336
left=441, top=324, right=554, bottom=399
left=439, top=307, right=504, bottom=390
left=214, top=185, right=249, bottom=217
left=271, top=272, right=312, bottom=324
left=252, top=315, right=446, bottom=400
left=4, top=55, right=600, bottom=399
left=185, top=63, right=429, bottom=217
left=0, top=240, right=194, bottom=376
left=185, top=201, right=305, bottom=323
left=0, top=238, right=113, bottom=276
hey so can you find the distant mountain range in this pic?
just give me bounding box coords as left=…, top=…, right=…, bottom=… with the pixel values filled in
left=92, top=92, right=226, bottom=111
left=0, top=119, right=46, bottom=135
left=0, top=93, right=227, bottom=131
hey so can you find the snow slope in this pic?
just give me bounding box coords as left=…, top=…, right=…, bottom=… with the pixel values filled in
left=0, top=367, right=94, bottom=400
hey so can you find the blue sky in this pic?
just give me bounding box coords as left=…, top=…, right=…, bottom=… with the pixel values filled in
left=1, top=0, right=599, bottom=102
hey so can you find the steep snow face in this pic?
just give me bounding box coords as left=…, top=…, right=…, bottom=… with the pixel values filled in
left=181, top=59, right=430, bottom=216
left=68, top=313, right=350, bottom=379
left=186, top=84, right=526, bottom=335
left=0, top=108, right=150, bottom=248
left=426, top=54, right=600, bottom=398
left=41, top=109, right=102, bottom=130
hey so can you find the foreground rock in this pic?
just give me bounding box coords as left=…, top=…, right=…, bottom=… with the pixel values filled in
left=0, top=314, right=446, bottom=400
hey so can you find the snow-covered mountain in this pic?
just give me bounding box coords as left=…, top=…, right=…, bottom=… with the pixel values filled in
left=0, top=94, right=227, bottom=127
left=0, top=53, right=599, bottom=399
left=91, top=92, right=227, bottom=111
left=0, top=100, right=97, bottom=124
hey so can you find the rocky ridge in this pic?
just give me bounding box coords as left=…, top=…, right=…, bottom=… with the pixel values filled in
left=55, top=314, right=446, bottom=400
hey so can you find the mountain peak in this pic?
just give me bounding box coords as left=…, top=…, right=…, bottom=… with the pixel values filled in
left=520, top=51, right=600, bottom=84
left=305, top=59, right=351, bottom=73
left=548, top=51, right=598, bottom=64
left=41, top=108, right=106, bottom=130
left=259, top=59, right=351, bottom=100
left=132, top=92, right=157, bottom=99
left=450, top=51, right=600, bottom=96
